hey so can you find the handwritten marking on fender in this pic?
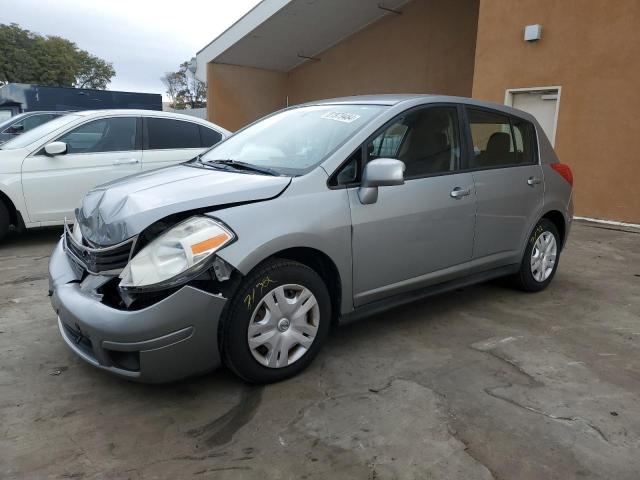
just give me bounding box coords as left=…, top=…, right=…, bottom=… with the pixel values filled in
left=244, top=276, right=278, bottom=311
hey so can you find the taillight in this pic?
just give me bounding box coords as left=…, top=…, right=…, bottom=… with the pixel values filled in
left=551, top=163, right=573, bottom=186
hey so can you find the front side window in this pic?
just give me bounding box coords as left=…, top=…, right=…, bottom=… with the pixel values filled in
left=367, top=106, right=461, bottom=178
left=331, top=149, right=362, bottom=186
left=200, top=104, right=385, bottom=176
left=147, top=118, right=200, bottom=150
left=57, top=117, right=137, bottom=154
left=468, top=109, right=535, bottom=168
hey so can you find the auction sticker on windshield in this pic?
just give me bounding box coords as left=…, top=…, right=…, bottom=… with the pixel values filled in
left=321, top=112, right=361, bottom=123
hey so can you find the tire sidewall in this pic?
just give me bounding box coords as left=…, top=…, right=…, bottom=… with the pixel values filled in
left=520, top=218, right=560, bottom=291
left=0, top=201, right=9, bottom=241
left=222, top=260, right=331, bottom=383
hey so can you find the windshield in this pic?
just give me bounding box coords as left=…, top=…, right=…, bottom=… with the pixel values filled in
left=1, top=114, right=81, bottom=149
left=200, top=104, right=385, bottom=175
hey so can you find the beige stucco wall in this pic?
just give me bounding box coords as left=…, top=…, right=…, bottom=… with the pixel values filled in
left=287, top=0, right=479, bottom=104
left=472, top=0, right=640, bottom=223
left=207, top=63, right=287, bottom=132
left=207, top=0, right=479, bottom=129
left=205, top=0, right=638, bottom=222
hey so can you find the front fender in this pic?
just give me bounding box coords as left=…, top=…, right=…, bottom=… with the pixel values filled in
left=212, top=179, right=354, bottom=315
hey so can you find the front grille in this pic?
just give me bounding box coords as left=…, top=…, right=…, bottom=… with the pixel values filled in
left=64, top=224, right=135, bottom=274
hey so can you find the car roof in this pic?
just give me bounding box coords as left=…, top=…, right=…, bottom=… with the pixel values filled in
left=17, top=111, right=65, bottom=116
left=302, top=94, right=535, bottom=121
left=70, top=109, right=229, bottom=133
left=304, top=94, right=431, bottom=106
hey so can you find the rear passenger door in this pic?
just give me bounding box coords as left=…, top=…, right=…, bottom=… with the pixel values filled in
left=141, top=117, right=223, bottom=171
left=465, top=107, right=543, bottom=270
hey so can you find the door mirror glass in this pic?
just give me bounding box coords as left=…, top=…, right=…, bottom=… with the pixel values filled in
left=358, top=158, right=405, bottom=204
left=44, top=141, right=68, bottom=156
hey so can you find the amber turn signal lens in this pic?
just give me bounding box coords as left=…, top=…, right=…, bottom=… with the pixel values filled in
left=191, top=233, right=231, bottom=255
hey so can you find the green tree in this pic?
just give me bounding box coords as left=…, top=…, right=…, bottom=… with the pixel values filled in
left=0, top=23, right=115, bottom=89
left=161, top=61, right=206, bottom=109
left=161, top=71, right=185, bottom=109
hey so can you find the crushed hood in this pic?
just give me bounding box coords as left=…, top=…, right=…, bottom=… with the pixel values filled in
left=76, top=164, right=291, bottom=245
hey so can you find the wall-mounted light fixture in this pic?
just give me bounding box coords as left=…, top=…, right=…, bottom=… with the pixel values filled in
left=524, top=24, right=542, bottom=42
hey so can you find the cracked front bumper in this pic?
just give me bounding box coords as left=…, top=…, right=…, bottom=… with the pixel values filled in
left=49, top=238, right=226, bottom=383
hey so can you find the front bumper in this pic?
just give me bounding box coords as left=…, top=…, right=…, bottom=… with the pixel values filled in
left=49, top=238, right=226, bottom=382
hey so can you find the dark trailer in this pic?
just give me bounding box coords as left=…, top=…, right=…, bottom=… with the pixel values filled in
left=0, top=83, right=162, bottom=119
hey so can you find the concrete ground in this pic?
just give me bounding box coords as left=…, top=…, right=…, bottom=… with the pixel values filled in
left=1, top=220, right=639, bottom=479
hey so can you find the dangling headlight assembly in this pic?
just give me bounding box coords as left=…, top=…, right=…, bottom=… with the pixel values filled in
left=119, top=216, right=236, bottom=291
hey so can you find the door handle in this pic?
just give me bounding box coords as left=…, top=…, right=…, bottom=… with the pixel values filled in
left=450, top=187, right=471, bottom=199
left=527, top=176, right=542, bottom=186
left=113, top=158, right=139, bottom=165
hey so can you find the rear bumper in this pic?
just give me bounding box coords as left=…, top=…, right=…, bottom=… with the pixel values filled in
left=49, top=238, right=226, bottom=383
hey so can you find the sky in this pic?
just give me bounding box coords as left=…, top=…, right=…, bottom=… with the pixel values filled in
left=1, top=0, right=261, bottom=99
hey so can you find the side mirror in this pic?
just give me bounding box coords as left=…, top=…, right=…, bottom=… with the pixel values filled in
left=44, top=141, right=67, bottom=156
left=358, top=158, right=405, bottom=204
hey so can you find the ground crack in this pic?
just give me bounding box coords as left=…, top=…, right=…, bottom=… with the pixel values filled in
left=472, top=345, right=543, bottom=387
left=484, top=384, right=609, bottom=443
left=372, top=377, right=499, bottom=480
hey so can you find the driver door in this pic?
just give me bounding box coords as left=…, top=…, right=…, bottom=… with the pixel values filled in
left=348, top=105, right=477, bottom=306
left=22, top=116, right=142, bottom=223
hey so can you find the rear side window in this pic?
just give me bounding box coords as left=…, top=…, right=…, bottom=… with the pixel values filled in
left=467, top=109, right=536, bottom=168
left=147, top=118, right=200, bottom=149
left=199, top=126, right=223, bottom=147
left=511, top=118, right=536, bottom=164
left=23, top=114, right=59, bottom=131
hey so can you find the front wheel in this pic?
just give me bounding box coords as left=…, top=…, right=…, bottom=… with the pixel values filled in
left=512, top=218, right=561, bottom=292
left=221, top=258, right=331, bottom=383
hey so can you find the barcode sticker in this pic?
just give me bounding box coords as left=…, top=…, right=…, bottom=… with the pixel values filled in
left=321, top=112, right=361, bottom=123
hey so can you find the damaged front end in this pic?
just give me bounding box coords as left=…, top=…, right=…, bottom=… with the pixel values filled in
left=63, top=215, right=239, bottom=311
left=49, top=215, right=241, bottom=382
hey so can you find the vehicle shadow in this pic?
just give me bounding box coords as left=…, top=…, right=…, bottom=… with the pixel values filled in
left=1, top=225, right=62, bottom=250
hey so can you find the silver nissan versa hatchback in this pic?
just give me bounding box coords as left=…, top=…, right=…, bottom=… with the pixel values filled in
left=49, top=95, right=574, bottom=383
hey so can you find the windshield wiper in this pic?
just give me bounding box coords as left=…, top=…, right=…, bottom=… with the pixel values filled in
left=201, top=159, right=280, bottom=176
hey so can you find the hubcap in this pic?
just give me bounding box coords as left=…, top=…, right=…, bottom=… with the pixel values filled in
left=247, top=284, right=320, bottom=369
left=530, top=230, right=557, bottom=282
left=277, top=318, right=290, bottom=332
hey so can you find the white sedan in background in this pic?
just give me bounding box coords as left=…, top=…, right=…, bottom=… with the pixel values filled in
left=0, top=110, right=229, bottom=240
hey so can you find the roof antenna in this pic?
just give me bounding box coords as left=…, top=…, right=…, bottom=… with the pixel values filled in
left=378, top=3, right=402, bottom=15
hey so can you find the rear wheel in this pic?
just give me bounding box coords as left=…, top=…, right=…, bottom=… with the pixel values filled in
left=0, top=201, right=10, bottom=242
left=512, top=218, right=560, bottom=292
left=221, top=258, right=331, bottom=384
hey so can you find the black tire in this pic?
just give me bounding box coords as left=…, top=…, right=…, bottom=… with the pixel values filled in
left=221, top=258, right=331, bottom=384
left=512, top=218, right=561, bottom=292
left=0, top=201, right=10, bottom=242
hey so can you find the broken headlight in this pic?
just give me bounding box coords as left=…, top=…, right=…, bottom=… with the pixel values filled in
left=119, top=216, right=235, bottom=291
